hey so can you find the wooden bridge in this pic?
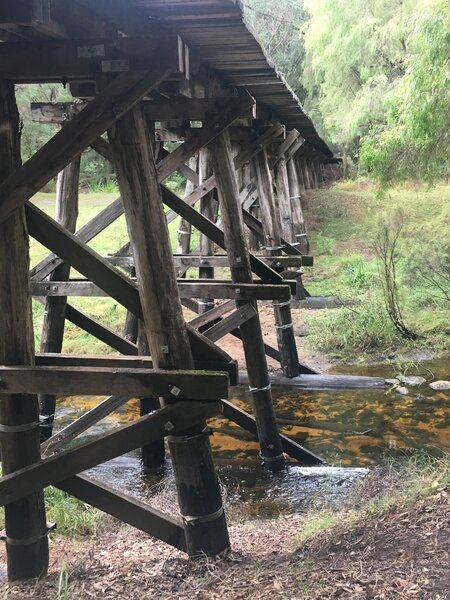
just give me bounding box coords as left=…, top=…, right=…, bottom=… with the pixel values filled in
left=0, top=0, right=376, bottom=581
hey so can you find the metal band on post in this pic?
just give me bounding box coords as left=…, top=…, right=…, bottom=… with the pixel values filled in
left=0, top=421, right=40, bottom=433
left=182, top=506, right=224, bottom=526
left=248, top=383, right=271, bottom=393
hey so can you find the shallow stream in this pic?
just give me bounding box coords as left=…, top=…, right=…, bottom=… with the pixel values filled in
left=54, top=358, right=449, bottom=516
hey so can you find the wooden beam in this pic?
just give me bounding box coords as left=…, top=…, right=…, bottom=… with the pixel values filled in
left=57, top=475, right=187, bottom=551
left=108, top=254, right=313, bottom=269
left=30, top=196, right=124, bottom=281
left=31, top=98, right=254, bottom=124
left=0, top=401, right=222, bottom=507
left=157, top=95, right=254, bottom=183
left=31, top=280, right=292, bottom=301
left=233, top=123, right=284, bottom=167
left=269, top=129, right=301, bottom=169
left=0, top=58, right=175, bottom=224
left=0, top=36, right=183, bottom=82
left=0, top=366, right=229, bottom=399
left=203, top=304, right=257, bottom=342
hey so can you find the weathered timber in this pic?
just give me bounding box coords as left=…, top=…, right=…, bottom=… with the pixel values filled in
left=234, top=123, right=284, bottom=167
left=31, top=280, right=292, bottom=301
left=176, top=156, right=197, bottom=269
left=31, top=98, right=254, bottom=124
left=0, top=36, right=184, bottom=82
left=26, top=203, right=232, bottom=364
left=238, top=372, right=386, bottom=390
left=57, top=475, right=187, bottom=550
left=269, top=129, right=301, bottom=169
left=161, top=185, right=283, bottom=284
left=0, top=59, right=175, bottom=224
left=209, top=130, right=285, bottom=472
left=39, top=155, right=80, bottom=440
left=221, top=401, right=324, bottom=464
left=108, top=254, right=313, bottom=270
left=0, top=401, right=222, bottom=507
left=64, top=303, right=138, bottom=355
left=157, top=95, right=254, bottom=182
left=189, top=300, right=234, bottom=330
left=275, top=157, right=293, bottom=243
left=0, top=80, right=48, bottom=581
left=198, top=147, right=217, bottom=313
left=35, top=354, right=239, bottom=385
left=41, top=395, right=132, bottom=456
left=254, top=148, right=300, bottom=378
left=203, top=304, right=257, bottom=342
left=0, top=366, right=229, bottom=399
left=242, top=208, right=303, bottom=257
left=30, top=196, right=124, bottom=281
left=109, top=104, right=229, bottom=556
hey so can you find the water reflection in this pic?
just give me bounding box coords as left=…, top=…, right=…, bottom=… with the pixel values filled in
left=53, top=358, right=449, bottom=511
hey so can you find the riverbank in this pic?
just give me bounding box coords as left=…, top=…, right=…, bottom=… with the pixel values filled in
left=1, top=454, right=448, bottom=599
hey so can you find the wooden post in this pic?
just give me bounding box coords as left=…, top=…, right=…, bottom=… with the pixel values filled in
left=274, top=157, right=293, bottom=243
left=253, top=149, right=300, bottom=378
left=198, top=148, right=217, bottom=314
left=176, top=156, right=197, bottom=269
left=209, top=131, right=285, bottom=472
left=39, top=156, right=80, bottom=440
left=287, top=157, right=308, bottom=254
left=0, top=81, right=48, bottom=580
left=108, top=105, right=229, bottom=557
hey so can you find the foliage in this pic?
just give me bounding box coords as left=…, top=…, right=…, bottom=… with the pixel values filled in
left=373, top=209, right=416, bottom=338
left=360, top=0, right=450, bottom=186
left=243, top=0, right=308, bottom=100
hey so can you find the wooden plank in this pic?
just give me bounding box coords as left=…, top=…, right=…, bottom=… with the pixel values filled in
left=242, top=207, right=303, bottom=257
left=0, top=58, right=175, bottom=224
left=30, top=196, right=124, bottom=281
left=203, top=304, right=257, bottom=342
left=221, top=400, right=324, bottom=465
left=31, top=280, right=292, bottom=301
left=57, top=475, right=187, bottom=551
left=0, top=401, right=222, bottom=507
left=0, top=366, right=229, bottom=399
left=109, top=255, right=313, bottom=269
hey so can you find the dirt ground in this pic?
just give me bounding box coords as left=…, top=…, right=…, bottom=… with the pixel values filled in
left=216, top=303, right=336, bottom=374
left=1, top=488, right=448, bottom=599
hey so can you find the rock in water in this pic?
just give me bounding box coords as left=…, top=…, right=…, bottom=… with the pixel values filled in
left=396, top=386, right=410, bottom=395
left=429, top=380, right=450, bottom=391
left=398, top=375, right=427, bottom=386
left=385, top=378, right=400, bottom=386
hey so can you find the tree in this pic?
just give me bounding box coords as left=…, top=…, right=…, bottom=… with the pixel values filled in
left=360, top=0, right=450, bottom=186
left=243, top=0, right=308, bottom=101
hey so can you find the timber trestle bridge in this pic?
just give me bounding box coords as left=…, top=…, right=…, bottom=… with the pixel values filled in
left=0, top=0, right=382, bottom=580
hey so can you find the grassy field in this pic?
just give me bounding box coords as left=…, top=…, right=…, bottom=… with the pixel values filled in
left=30, top=180, right=450, bottom=361
left=301, top=180, right=450, bottom=361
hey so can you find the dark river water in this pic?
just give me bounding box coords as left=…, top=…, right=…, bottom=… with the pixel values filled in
left=53, top=358, right=449, bottom=515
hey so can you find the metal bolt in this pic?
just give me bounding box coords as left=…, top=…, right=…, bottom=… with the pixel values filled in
left=164, top=421, right=175, bottom=432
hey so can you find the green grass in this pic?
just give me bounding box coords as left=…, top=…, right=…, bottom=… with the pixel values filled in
left=0, top=486, right=103, bottom=538
left=302, top=180, right=450, bottom=360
